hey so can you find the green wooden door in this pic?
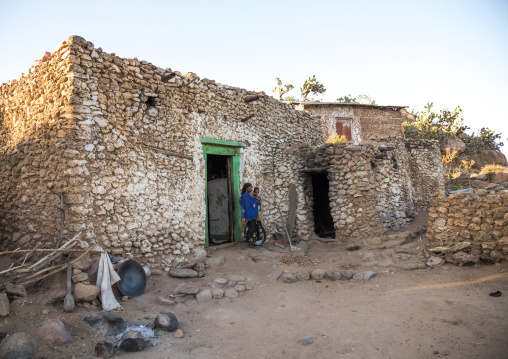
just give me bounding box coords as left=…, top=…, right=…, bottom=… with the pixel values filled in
left=201, top=138, right=244, bottom=247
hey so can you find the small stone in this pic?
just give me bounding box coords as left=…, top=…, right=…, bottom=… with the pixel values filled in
left=195, top=289, right=212, bottom=303
left=72, top=272, right=89, bottom=283
left=214, top=278, right=228, bottom=285
left=310, top=268, right=327, bottom=280
left=93, top=341, right=115, bottom=358
left=158, top=296, right=175, bottom=306
left=118, top=331, right=149, bottom=352
left=194, top=262, right=205, bottom=272
left=296, top=272, right=311, bottom=281
left=154, top=312, right=179, bottom=332
left=234, top=284, right=246, bottom=294
left=283, top=272, right=298, bottom=283
left=0, top=333, right=37, bottom=359
left=121, top=296, right=129, bottom=302
left=353, top=271, right=377, bottom=280
left=169, top=269, right=199, bottom=278
left=267, top=270, right=283, bottom=282
left=0, top=293, right=9, bottom=316
left=42, top=309, right=50, bottom=315
left=224, top=288, right=239, bottom=298
left=426, top=256, right=445, bottom=267
left=211, top=288, right=224, bottom=299
left=36, top=318, right=74, bottom=345
left=341, top=270, right=354, bottom=280
left=361, top=252, right=378, bottom=262
left=218, top=297, right=231, bottom=306
left=298, top=336, right=315, bottom=346
left=346, top=244, right=360, bottom=251
left=74, top=283, right=100, bottom=302
left=5, top=283, right=27, bottom=297
left=325, top=271, right=342, bottom=281
left=174, top=283, right=200, bottom=294
left=174, top=329, right=184, bottom=338
left=83, top=312, right=126, bottom=336
left=73, top=258, right=92, bottom=271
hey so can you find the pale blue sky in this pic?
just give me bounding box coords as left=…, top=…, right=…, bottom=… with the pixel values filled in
left=1, top=0, right=507, bottom=152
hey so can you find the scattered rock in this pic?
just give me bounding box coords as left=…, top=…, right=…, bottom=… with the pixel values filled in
left=426, top=256, right=445, bottom=267
left=158, top=296, right=175, bottom=306
left=93, top=341, right=115, bottom=358
left=154, top=312, right=179, bottom=332
left=195, top=289, right=212, bottom=303
left=214, top=278, right=228, bottom=285
left=310, top=268, right=327, bottom=280
left=83, top=312, right=127, bottom=336
left=0, top=333, right=37, bottom=359
left=224, top=288, right=239, bottom=298
left=174, top=329, right=184, bottom=338
left=194, top=262, right=206, bottom=272
left=483, top=149, right=507, bottom=165
left=346, top=244, right=360, bottom=251
left=361, top=252, right=378, bottom=262
left=296, top=272, right=310, bottom=281
left=211, top=288, right=224, bottom=299
left=169, top=269, right=198, bottom=278
left=298, top=336, right=315, bottom=346
left=118, top=331, right=149, bottom=352
left=74, top=283, right=100, bottom=302
left=234, top=284, right=246, bottom=294
left=475, top=173, right=488, bottom=181
left=36, top=319, right=74, bottom=345
left=204, top=254, right=225, bottom=269
left=5, top=283, right=27, bottom=297
left=283, top=272, right=298, bottom=283
left=0, top=293, right=9, bottom=316
left=73, top=258, right=92, bottom=271
left=41, top=309, right=50, bottom=315
left=352, top=271, right=377, bottom=280
left=218, top=297, right=231, bottom=306
left=174, top=283, right=200, bottom=294
left=452, top=252, right=480, bottom=266
left=325, top=271, right=342, bottom=281
left=267, top=270, right=283, bottom=282
left=341, top=270, right=354, bottom=280
left=72, top=272, right=89, bottom=283
left=121, top=296, right=129, bottom=302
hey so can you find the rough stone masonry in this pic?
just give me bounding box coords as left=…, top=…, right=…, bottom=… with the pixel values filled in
left=0, top=35, right=445, bottom=270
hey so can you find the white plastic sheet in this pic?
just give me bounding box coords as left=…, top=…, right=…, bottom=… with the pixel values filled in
left=96, top=252, right=123, bottom=311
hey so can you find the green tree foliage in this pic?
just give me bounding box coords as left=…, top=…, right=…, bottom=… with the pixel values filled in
left=283, top=95, right=298, bottom=101
left=273, top=78, right=294, bottom=101
left=300, top=75, right=326, bottom=101
left=336, top=94, right=376, bottom=105
left=402, top=103, right=503, bottom=152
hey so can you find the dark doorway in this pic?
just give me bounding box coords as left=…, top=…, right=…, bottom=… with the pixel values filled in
left=206, top=155, right=233, bottom=246
left=311, top=172, right=335, bottom=238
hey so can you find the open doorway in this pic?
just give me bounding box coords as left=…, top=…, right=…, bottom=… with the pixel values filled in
left=207, top=154, right=233, bottom=246
left=311, top=172, right=335, bottom=238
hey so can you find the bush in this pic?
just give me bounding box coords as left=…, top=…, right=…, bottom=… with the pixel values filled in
left=480, top=164, right=504, bottom=182
left=326, top=133, right=347, bottom=144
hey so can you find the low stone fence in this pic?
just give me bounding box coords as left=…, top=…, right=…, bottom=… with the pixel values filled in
left=427, top=189, right=508, bottom=262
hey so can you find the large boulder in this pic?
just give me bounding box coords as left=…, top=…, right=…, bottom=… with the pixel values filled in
left=74, top=283, right=100, bottom=302
left=0, top=333, right=37, bottom=359
left=483, top=150, right=507, bottom=166
left=444, top=139, right=466, bottom=153
left=36, top=319, right=74, bottom=345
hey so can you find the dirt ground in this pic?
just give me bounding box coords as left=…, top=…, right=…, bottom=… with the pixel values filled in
left=2, top=228, right=508, bottom=359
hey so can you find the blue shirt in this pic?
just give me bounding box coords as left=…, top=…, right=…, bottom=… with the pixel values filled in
left=240, top=193, right=259, bottom=221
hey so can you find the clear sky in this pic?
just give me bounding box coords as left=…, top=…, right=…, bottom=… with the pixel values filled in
left=1, top=0, right=507, bottom=153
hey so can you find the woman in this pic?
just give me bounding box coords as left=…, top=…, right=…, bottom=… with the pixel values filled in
left=239, top=183, right=264, bottom=245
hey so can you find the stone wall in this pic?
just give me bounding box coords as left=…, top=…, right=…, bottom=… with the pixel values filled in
left=293, top=103, right=414, bottom=142
left=0, top=35, right=323, bottom=270
left=0, top=43, right=85, bottom=249
left=427, top=190, right=508, bottom=262
left=291, top=138, right=444, bottom=240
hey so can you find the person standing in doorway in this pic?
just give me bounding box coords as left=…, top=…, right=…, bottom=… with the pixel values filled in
left=239, top=183, right=260, bottom=244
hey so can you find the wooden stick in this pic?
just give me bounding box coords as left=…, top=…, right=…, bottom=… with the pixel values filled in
left=48, top=186, right=65, bottom=249
left=0, top=248, right=91, bottom=256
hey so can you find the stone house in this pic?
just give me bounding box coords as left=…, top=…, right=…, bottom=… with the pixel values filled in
left=290, top=101, right=415, bottom=142
left=0, top=36, right=443, bottom=271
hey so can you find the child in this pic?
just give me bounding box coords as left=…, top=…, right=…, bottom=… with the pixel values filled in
left=253, top=187, right=262, bottom=207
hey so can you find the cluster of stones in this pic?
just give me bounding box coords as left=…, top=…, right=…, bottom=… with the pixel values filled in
left=428, top=189, right=508, bottom=262
left=284, top=137, right=443, bottom=240
left=0, top=283, right=28, bottom=317
left=280, top=268, right=377, bottom=283
left=0, top=35, right=324, bottom=270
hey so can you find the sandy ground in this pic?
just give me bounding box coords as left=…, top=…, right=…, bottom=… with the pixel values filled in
left=2, top=232, right=508, bottom=359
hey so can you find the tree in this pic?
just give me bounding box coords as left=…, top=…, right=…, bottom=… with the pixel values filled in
left=284, top=95, right=298, bottom=101
left=300, top=75, right=326, bottom=101
left=336, top=94, right=376, bottom=105
left=273, top=77, right=294, bottom=101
